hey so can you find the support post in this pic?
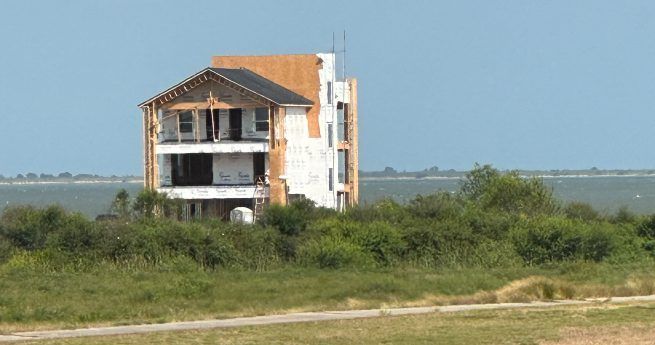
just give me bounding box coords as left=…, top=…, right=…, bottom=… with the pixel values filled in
left=268, top=106, right=287, bottom=205
left=142, top=107, right=149, bottom=189
left=193, top=108, right=200, bottom=143
left=151, top=102, right=159, bottom=188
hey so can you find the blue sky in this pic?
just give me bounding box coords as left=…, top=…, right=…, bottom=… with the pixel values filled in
left=1, top=1, right=655, bottom=176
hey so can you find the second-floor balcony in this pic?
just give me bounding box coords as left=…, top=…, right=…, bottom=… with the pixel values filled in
left=157, top=108, right=270, bottom=154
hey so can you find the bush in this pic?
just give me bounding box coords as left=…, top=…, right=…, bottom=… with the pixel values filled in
left=510, top=217, right=617, bottom=265
left=637, top=214, right=655, bottom=239
left=132, top=190, right=183, bottom=219
left=401, top=219, right=477, bottom=267
left=220, top=224, right=282, bottom=270
left=408, top=192, right=464, bottom=220
left=305, top=218, right=405, bottom=266
left=0, top=205, right=86, bottom=251
left=460, top=164, right=558, bottom=216
left=260, top=204, right=308, bottom=237
left=613, top=206, right=637, bottom=224
left=298, top=235, right=373, bottom=269
left=351, top=222, right=405, bottom=266
left=462, top=206, right=514, bottom=240
left=345, top=198, right=408, bottom=224
left=564, top=202, right=601, bottom=222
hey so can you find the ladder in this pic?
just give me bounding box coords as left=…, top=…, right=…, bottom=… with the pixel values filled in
left=253, top=176, right=266, bottom=220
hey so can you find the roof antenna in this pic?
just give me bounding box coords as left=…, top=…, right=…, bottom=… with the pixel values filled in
left=342, top=30, right=346, bottom=81
left=332, top=32, right=335, bottom=56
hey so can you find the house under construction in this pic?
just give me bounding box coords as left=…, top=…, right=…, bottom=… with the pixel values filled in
left=138, top=53, right=358, bottom=219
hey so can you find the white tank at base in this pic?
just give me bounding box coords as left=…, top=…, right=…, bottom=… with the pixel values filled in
left=230, top=207, right=254, bottom=224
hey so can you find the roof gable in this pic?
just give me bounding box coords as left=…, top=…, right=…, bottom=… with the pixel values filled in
left=139, top=67, right=313, bottom=108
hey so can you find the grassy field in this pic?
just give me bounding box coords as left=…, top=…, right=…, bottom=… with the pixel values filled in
left=1, top=261, right=655, bottom=333
left=13, top=302, right=655, bottom=344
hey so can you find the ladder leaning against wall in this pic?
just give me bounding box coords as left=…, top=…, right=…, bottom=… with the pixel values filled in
left=253, top=176, right=266, bottom=220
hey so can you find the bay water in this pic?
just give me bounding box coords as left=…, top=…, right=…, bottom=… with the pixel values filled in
left=1, top=175, right=654, bottom=219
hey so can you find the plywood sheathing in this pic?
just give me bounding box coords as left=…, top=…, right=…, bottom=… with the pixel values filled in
left=268, top=106, right=287, bottom=205
left=212, top=55, right=322, bottom=138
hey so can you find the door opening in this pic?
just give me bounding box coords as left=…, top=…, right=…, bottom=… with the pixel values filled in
left=229, top=108, right=242, bottom=141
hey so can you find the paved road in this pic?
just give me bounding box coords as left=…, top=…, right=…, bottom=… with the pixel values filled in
left=2, top=295, right=654, bottom=342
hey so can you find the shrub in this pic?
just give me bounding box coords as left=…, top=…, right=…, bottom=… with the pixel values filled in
left=0, top=205, right=85, bottom=251
left=221, top=224, right=282, bottom=270
left=110, top=189, right=131, bottom=218
left=401, top=219, right=477, bottom=267
left=510, top=217, right=618, bottom=265
left=132, top=190, right=183, bottom=219
left=460, top=164, right=558, bottom=216
left=305, top=218, right=405, bottom=266
left=345, top=198, right=407, bottom=224
left=637, top=214, right=655, bottom=239
left=460, top=163, right=500, bottom=201
left=298, top=235, right=373, bottom=269
left=564, top=202, right=601, bottom=222
left=351, top=222, right=406, bottom=266
left=408, top=192, right=464, bottom=220
left=462, top=206, right=514, bottom=240
left=260, top=204, right=307, bottom=237
left=613, top=206, right=637, bottom=224
left=45, top=214, right=98, bottom=253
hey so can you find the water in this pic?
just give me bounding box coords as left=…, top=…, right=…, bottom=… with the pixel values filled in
left=362, top=175, right=655, bottom=215
left=1, top=176, right=655, bottom=219
left=0, top=182, right=143, bottom=218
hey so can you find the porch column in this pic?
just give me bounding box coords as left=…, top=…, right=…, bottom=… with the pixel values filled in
left=268, top=106, right=288, bottom=205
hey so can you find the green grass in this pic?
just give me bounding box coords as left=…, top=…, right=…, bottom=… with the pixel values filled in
left=15, top=302, right=655, bottom=344
left=2, top=261, right=655, bottom=333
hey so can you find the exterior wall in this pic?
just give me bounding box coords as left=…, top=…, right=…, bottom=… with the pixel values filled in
left=284, top=107, right=331, bottom=207
left=274, top=54, right=339, bottom=208
left=213, top=153, right=254, bottom=185
left=333, top=81, right=351, bottom=105
left=317, top=53, right=339, bottom=207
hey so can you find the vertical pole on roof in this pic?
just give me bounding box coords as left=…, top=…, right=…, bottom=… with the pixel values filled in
left=193, top=108, right=200, bottom=143
left=209, top=90, right=218, bottom=142
left=177, top=111, right=181, bottom=143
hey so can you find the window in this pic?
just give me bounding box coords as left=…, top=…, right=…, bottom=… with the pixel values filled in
left=254, top=108, right=269, bottom=132
left=327, top=81, right=333, bottom=105
left=328, top=168, right=334, bottom=191
left=171, top=153, right=213, bottom=186
left=179, top=111, right=193, bottom=133
left=327, top=123, right=333, bottom=148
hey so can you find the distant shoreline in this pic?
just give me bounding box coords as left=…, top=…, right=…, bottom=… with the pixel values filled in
left=0, top=180, right=142, bottom=186
left=1, top=174, right=654, bottom=185
left=361, top=173, right=655, bottom=182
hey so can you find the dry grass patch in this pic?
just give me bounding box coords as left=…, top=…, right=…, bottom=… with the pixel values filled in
left=542, top=325, right=655, bottom=345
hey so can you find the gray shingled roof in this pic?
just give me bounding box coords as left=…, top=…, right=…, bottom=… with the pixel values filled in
left=139, top=67, right=313, bottom=107
left=209, top=68, right=313, bottom=106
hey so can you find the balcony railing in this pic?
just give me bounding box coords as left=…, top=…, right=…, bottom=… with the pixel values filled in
left=158, top=185, right=269, bottom=200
